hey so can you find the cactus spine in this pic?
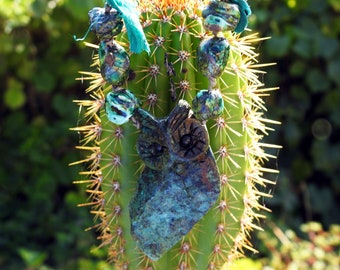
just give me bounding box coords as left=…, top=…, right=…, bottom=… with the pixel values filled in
left=72, top=0, right=280, bottom=269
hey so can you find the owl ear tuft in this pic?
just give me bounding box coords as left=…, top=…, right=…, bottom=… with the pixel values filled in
left=167, top=100, right=192, bottom=133
left=134, top=108, right=160, bottom=135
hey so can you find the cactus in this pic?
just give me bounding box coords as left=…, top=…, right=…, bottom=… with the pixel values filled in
left=71, top=0, right=280, bottom=269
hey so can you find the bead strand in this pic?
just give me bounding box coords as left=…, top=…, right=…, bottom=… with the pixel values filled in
left=193, top=0, right=251, bottom=122
left=86, top=1, right=250, bottom=126
left=88, top=3, right=140, bottom=125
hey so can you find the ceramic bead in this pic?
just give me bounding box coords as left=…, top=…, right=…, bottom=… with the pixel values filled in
left=105, top=89, right=138, bottom=125
left=99, top=41, right=130, bottom=86
left=197, top=37, right=230, bottom=79
left=88, top=6, right=123, bottom=40
left=202, top=0, right=240, bottom=34
left=192, top=89, right=224, bottom=121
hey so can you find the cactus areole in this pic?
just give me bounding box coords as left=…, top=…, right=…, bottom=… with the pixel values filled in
left=72, top=0, right=280, bottom=269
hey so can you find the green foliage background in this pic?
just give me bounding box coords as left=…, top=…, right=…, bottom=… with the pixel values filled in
left=0, top=0, right=339, bottom=269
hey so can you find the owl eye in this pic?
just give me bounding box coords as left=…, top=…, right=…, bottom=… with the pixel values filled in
left=137, top=135, right=169, bottom=170
left=171, top=118, right=209, bottom=160
left=180, top=134, right=192, bottom=149
left=148, top=142, right=166, bottom=157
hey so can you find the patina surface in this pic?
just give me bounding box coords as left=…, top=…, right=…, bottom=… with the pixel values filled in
left=129, top=101, right=220, bottom=260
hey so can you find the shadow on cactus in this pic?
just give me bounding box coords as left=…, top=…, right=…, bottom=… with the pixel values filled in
left=71, top=0, right=281, bottom=268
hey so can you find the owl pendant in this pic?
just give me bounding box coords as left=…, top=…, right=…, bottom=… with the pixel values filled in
left=129, top=100, right=220, bottom=261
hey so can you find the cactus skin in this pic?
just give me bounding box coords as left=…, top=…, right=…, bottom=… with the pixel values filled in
left=72, top=0, right=280, bottom=269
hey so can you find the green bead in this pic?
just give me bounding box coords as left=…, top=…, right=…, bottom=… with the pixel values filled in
left=202, top=0, right=240, bottom=34
left=203, top=15, right=230, bottom=33
left=99, top=41, right=130, bottom=87
left=192, top=89, right=224, bottom=121
left=89, top=6, right=123, bottom=40
left=197, top=37, right=230, bottom=79
left=105, top=89, right=138, bottom=125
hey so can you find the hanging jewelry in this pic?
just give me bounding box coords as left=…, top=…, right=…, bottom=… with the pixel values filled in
left=129, top=101, right=220, bottom=260
left=77, top=0, right=251, bottom=261
left=193, top=0, right=251, bottom=122
left=86, top=2, right=145, bottom=125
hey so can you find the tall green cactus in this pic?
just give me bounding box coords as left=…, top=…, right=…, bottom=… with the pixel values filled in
left=72, top=0, right=280, bottom=269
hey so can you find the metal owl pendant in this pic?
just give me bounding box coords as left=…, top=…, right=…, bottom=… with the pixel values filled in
left=129, top=100, right=220, bottom=261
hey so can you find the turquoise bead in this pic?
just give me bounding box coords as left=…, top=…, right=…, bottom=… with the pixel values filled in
left=197, top=37, right=230, bottom=79
left=89, top=6, right=123, bottom=40
left=99, top=41, right=130, bottom=87
left=228, top=0, right=252, bottom=33
left=105, top=89, right=138, bottom=125
left=204, top=14, right=231, bottom=34
left=192, top=90, right=224, bottom=121
left=202, top=0, right=240, bottom=34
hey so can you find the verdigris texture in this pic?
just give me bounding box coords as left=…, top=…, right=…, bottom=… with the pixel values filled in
left=129, top=100, right=220, bottom=260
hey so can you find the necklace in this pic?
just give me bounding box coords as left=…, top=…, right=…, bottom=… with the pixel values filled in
left=78, top=0, right=250, bottom=261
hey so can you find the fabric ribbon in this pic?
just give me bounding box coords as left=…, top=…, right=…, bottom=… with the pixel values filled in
left=229, top=0, right=252, bottom=33
left=106, top=0, right=150, bottom=54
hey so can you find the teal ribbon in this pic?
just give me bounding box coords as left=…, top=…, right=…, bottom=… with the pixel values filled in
left=230, top=0, right=252, bottom=33
left=106, top=0, right=150, bottom=54
left=73, top=22, right=95, bottom=41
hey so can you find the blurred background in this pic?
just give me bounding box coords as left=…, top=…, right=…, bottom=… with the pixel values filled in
left=0, top=0, right=339, bottom=269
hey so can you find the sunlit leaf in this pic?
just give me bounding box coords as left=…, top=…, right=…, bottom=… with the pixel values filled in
left=4, top=78, right=26, bottom=109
